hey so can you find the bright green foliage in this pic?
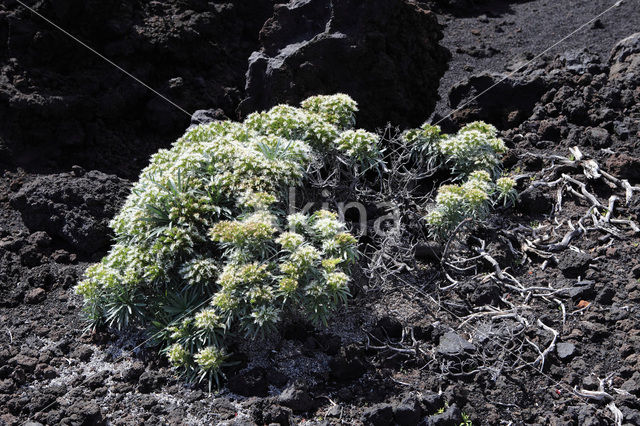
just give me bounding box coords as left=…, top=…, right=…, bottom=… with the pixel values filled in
left=76, top=95, right=370, bottom=388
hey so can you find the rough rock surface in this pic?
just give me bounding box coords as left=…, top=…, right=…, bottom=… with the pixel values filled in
left=9, top=170, right=129, bottom=255
left=239, top=0, right=449, bottom=129
left=443, top=45, right=640, bottom=164
left=609, top=32, right=640, bottom=84
left=0, top=0, right=273, bottom=177
left=447, top=71, right=547, bottom=129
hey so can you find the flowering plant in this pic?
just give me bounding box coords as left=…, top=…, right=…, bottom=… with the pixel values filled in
left=76, top=95, right=366, bottom=389
left=414, top=122, right=515, bottom=238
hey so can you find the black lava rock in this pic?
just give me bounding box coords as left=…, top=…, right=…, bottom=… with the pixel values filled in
left=278, top=385, right=318, bottom=413
left=557, top=251, right=592, bottom=278
left=228, top=367, right=269, bottom=397
left=361, top=403, right=394, bottom=426
left=556, top=342, right=576, bottom=360
left=239, top=0, right=449, bottom=129
left=437, top=331, right=476, bottom=357
left=394, top=396, right=422, bottom=426
left=425, top=403, right=463, bottom=426
left=10, top=171, right=130, bottom=255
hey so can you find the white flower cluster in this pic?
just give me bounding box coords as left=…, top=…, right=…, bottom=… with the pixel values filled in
left=300, top=93, right=358, bottom=130
left=336, top=129, right=381, bottom=166
left=418, top=122, right=516, bottom=237
left=436, top=122, right=507, bottom=178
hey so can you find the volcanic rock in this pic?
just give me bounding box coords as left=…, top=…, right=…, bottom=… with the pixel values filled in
left=448, top=71, right=547, bottom=129
left=240, top=0, right=449, bottom=129
left=10, top=171, right=129, bottom=255
left=437, top=331, right=475, bottom=357
left=609, top=32, right=640, bottom=84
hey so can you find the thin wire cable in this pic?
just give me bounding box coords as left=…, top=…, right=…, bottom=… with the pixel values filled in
left=435, top=0, right=625, bottom=126
left=15, top=0, right=194, bottom=119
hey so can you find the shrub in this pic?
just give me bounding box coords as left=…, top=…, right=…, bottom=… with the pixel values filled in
left=300, top=93, right=358, bottom=130
left=76, top=88, right=515, bottom=389
left=76, top=94, right=373, bottom=389
left=410, top=122, right=514, bottom=238
left=336, top=129, right=382, bottom=169
left=435, top=121, right=507, bottom=179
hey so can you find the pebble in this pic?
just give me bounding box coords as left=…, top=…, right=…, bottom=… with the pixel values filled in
left=556, top=342, right=576, bottom=360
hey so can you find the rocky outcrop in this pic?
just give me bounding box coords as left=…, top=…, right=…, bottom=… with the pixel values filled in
left=0, top=0, right=272, bottom=177
left=609, top=32, right=640, bottom=84
left=447, top=71, right=547, bottom=130
left=9, top=170, right=130, bottom=255
left=239, top=0, right=449, bottom=129
left=443, top=40, right=640, bottom=161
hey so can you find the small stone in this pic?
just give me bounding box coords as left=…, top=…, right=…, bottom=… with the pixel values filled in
left=36, top=364, right=58, bottom=380
left=595, top=287, right=616, bottom=305
left=556, top=342, right=576, bottom=360
left=260, top=404, right=292, bottom=425
left=24, top=287, right=46, bottom=304
left=426, top=403, right=463, bottom=426
left=278, top=385, right=318, bottom=413
left=437, top=331, right=475, bottom=357
left=122, top=361, right=145, bottom=383
left=83, top=370, right=108, bottom=390
left=576, top=300, right=590, bottom=309
left=557, top=251, right=592, bottom=278
left=190, top=108, right=226, bottom=126
left=517, top=186, right=553, bottom=215
left=362, top=403, right=394, bottom=426
left=582, top=375, right=599, bottom=391
left=631, top=264, right=640, bottom=279
left=0, top=378, right=15, bottom=394
left=71, top=165, right=86, bottom=177
left=11, top=354, right=38, bottom=372
left=27, top=231, right=51, bottom=248
left=51, top=249, right=72, bottom=263
left=71, top=345, right=94, bottom=362
left=228, top=367, right=268, bottom=397
left=567, top=280, right=595, bottom=301
left=586, top=127, right=610, bottom=148
left=394, top=396, right=422, bottom=426
left=419, top=393, right=444, bottom=414
left=621, top=378, right=640, bottom=395
left=605, top=154, right=640, bottom=182
left=138, top=370, right=165, bottom=393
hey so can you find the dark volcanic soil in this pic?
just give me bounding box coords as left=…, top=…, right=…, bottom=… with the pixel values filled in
left=432, top=0, right=640, bottom=119
left=2, top=1, right=640, bottom=425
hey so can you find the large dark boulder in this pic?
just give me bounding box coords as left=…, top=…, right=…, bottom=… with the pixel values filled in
left=239, top=0, right=449, bottom=129
left=609, top=32, right=640, bottom=84
left=447, top=71, right=547, bottom=130
left=9, top=170, right=129, bottom=255
left=0, top=0, right=272, bottom=177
